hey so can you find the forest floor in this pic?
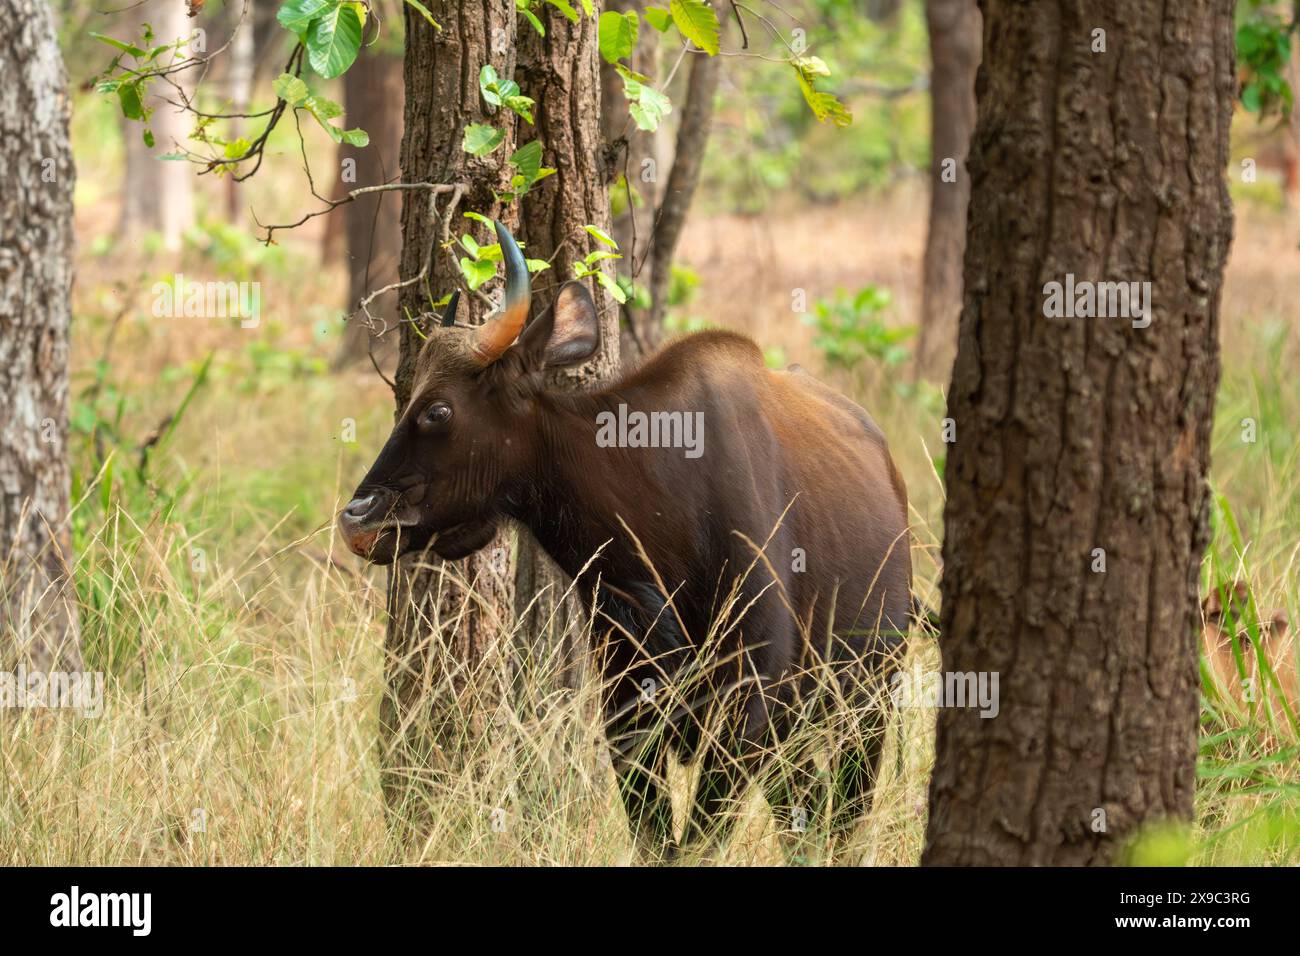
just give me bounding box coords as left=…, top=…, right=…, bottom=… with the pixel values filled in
left=2, top=168, right=1297, bottom=864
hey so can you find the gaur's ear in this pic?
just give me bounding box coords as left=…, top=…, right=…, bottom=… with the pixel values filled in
left=518, top=280, right=600, bottom=369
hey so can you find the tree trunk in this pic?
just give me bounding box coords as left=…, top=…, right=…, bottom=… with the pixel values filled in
left=332, top=44, right=405, bottom=369
left=646, top=51, right=720, bottom=335
left=118, top=0, right=194, bottom=251
left=0, top=0, right=82, bottom=674
left=513, top=1, right=620, bottom=679
left=599, top=0, right=666, bottom=356
left=923, top=0, right=1235, bottom=865
left=382, top=1, right=518, bottom=824
left=913, top=0, right=980, bottom=380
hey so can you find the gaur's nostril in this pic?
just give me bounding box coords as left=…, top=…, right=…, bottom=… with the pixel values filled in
left=344, top=494, right=378, bottom=520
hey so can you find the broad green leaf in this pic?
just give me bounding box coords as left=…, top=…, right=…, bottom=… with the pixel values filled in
left=273, top=73, right=310, bottom=106
left=669, top=0, right=720, bottom=55
left=599, top=10, right=639, bottom=64
left=503, top=95, right=535, bottom=123
left=341, top=127, right=369, bottom=147
left=277, top=0, right=335, bottom=37
left=460, top=257, right=498, bottom=290
left=306, top=2, right=363, bottom=78
left=304, top=93, right=343, bottom=120
left=580, top=0, right=594, bottom=15
left=463, top=210, right=494, bottom=226
left=526, top=258, right=551, bottom=273
left=584, top=224, right=618, bottom=248
left=463, top=123, right=506, bottom=155
left=117, top=82, right=145, bottom=120
left=510, top=140, right=544, bottom=184
left=142, top=127, right=155, bottom=148
left=403, top=0, right=442, bottom=30
left=628, top=81, right=671, bottom=131
left=643, top=6, right=672, bottom=31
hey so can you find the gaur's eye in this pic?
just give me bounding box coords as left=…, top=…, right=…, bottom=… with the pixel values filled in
left=420, top=401, right=453, bottom=428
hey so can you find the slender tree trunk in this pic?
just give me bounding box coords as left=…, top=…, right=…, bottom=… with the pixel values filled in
left=0, top=0, right=82, bottom=674
left=118, top=0, right=194, bottom=251
left=382, top=1, right=518, bottom=824
left=923, top=0, right=1236, bottom=865
left=913, top=0, right=980, bottom=380
left=513, top=1, right=620, bottom=678
left=599, top=0, right=665, bottom=356
left=332, top=46, right=405, bottom=369
left=646, top=51, right=720, bottom=334
left=223, top=4, right=255, bottom=221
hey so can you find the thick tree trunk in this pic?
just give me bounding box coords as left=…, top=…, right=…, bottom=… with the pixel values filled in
left=382, top=1, right=518, bottom=823
left=332, top=45, right=405, bottom=369
left=513, top=2, right=619, bottom=677
left=913, top=0, right=980, bottom=380
left=118, top=0, right=194, bottom=251
left=0, top=0, right=82, bottom=674
left=923, top=0, right=1236, bottom=865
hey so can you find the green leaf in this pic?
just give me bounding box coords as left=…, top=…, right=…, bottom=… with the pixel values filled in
left=643, top=6, right=672, bottom=31
left=794, top=65, right=852, bottom=128
left=462, top=210, right=494, bottom=227
left=525, top=258, right=551, bottom=273
left=463, top=123, right=506, bottom=156
left=596, top=270, right=628, bottom=303
left=402, top=0, right=442, bottom=30
left=510, top=140, right=544, bottom=184
left=117, top=82, right=145, bottom=121
left=580, top=0, right=594, bottom=15
left=520, top=8, right=546, bottom=35
left=584, top=224, right=618, bottom=248
left=621, top=72, right=672, bottom=131
left=142, top=127, right=155, bottom=148
left=89, top=32, right=147, bottom=58
left=599, top=10, right=639, bottom=64
left=277, top=0, right=335, bottom=37
left=341, top=127, right=369, bottom=147
left=272, top=73, right=310, bottom=107
left=669, top=0, right=720, bottom=55
left=306, top=2, right=363, bottom=78
left=546, top=0, right=580, bottom=23
left=460, top=257, right=498, bottom=290
left=503, top=95, right=535, bottom=123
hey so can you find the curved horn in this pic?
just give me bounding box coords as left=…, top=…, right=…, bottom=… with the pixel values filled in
left=469, top=220, right=531, bottom=364
left=440, top=290, right=460, bottom=328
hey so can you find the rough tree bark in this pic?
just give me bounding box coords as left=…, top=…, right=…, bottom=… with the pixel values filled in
left=512, top=1, right=620, bottom=676
left=0, top=0, right=82, bottom=673
left=923, top=0, right=1236, bottom=865
left=331, top=42, right=405, bottom=368
left=913, top=0, right=980, bottom=380
left=381, top=1, right=518, bottom=819
left=118, top=0, right=194, bottom=251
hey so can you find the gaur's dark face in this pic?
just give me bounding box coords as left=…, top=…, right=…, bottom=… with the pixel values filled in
left=338, top=222, right=600, bottom=565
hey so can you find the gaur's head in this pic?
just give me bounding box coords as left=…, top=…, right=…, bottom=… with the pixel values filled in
left=338, top=221, right=600, bottom=564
